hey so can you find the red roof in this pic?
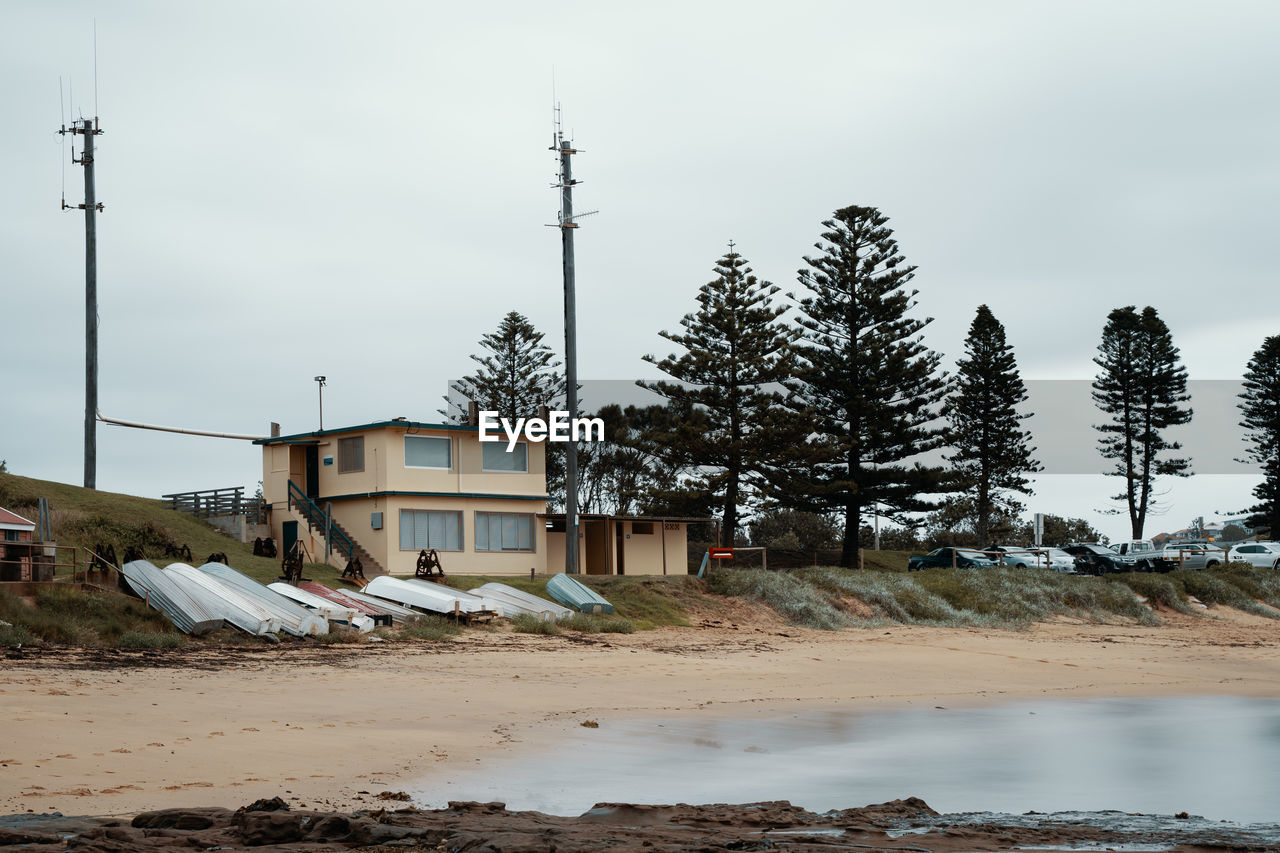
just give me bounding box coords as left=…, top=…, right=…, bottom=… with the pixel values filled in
left=0, top=508, right=36, bottom=528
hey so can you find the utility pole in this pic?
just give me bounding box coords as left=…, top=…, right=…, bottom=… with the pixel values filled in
left=61, top=116, right=104, bottom=489
left=556, top=134, right=580, bottom=575
left=551, top=111, right=596, bottom=574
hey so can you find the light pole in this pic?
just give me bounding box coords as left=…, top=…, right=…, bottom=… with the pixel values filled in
left=314, top=376, right=326, bottom=430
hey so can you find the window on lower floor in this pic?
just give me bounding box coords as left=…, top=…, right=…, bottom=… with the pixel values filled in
left=475, top=512, right=534, bottom=552
left=399, top=509, right=462, bottom=551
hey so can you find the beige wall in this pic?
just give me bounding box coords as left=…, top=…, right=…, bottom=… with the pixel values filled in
left=262, top=426, right=547, bottom=504
left=260, top=425, right=549, bottom=575
left=545, top=521, right=692, bottom=576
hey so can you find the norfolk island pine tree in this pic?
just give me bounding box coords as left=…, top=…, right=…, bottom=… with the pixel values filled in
left=639, top=245, right=797, bottom=545
left=944, top=305, right=1042, bottom=548
left=1091, top=306, right=1193, bottom=539
left=762, top=206, right=954, bottom=568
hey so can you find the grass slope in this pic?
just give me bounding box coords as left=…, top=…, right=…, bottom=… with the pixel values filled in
left=0, top=472, right=340, bottom=585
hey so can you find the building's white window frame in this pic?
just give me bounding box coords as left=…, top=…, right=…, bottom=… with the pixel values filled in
left=404, top=434, right=453, bottom=470
left=474, top=511, right=536, bottom=553
left=481, top=440, right=529, bottom=473
left=398, top=509, right=464, bottom=552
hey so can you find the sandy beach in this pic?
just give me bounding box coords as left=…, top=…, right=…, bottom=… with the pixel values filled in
left=4, top=606, right=1280, bottom=821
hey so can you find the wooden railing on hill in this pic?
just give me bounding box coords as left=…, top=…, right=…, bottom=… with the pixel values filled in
left=162, top=487, right=266, bottom=523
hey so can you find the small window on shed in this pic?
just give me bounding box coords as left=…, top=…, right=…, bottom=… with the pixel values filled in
left=339, top=436, right=365, bottom=473
left=631, top=521, right=654, bottom=535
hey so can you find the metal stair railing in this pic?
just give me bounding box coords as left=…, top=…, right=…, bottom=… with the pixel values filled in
left=287, top=480, right=355, bottom=561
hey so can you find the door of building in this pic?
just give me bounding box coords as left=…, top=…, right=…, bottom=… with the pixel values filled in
left=615, top=521, right=626, bottom=575
left=282, top=520, right=298, bottom=561
left=304, top=446, right=320, bottom=500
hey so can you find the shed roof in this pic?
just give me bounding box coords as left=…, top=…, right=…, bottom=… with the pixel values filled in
left=0, top=507, right=36, bottom=530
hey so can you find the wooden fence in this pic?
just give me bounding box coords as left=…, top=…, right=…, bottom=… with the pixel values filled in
left=162, top=487, right=266, bottom=523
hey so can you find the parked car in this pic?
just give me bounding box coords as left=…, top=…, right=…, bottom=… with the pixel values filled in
left=1110, top=540, right=1159, bottom=570
left=988, top=545, right=1076, bottom=572
left=1061, top=543, right=1139, bottom=575
left=995, top=548, right=1042, bottom=568
left=907, top=548, right=998, bottom=571
left=1152, top=542, right=1226, bottom=572
left=1225, top=542, right=1280, bottom=569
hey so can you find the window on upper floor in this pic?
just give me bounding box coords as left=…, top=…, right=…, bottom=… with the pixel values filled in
left=482, top=441, right=528, bottom=473
left=475, top=512, right=534, bottom=552
left=405, top=435, right=452, bottom=469
left=338, top=436, right=364, bottom=473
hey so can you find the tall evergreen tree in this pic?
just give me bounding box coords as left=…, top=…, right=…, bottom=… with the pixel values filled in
left=639, top=245, right=796, bottom=544
left=1091, top=305, right=1193, bottom=538
left=1238, top=335, right=1280, bottom=538
left=944, top=305, right=1041, bottom=546
left=444, top=311, right=565, bottom=422
left=764, top=206, right=953, bottom=568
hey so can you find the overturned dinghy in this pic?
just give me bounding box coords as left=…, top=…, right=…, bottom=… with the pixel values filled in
left=338, top=589, right=423, bottom=624
left=363, top=576, right=502, bottom=617
left=194, top=562, right=328, bottom=637
left=120, top=560, right=222, bottom=635
left=165, top=563, right=281, bottom=636
left=268, top=582, right=375, bottom=633
left=298, top=582, right=394, bottom=627
left=474, top=582, right=572, bottom=619
left=545, top=574, right=614, bottom=615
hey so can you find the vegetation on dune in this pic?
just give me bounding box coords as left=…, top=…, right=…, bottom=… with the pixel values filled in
left=709, top=566, right=1166, bottom=629
left=1169, top=570, right=1278, bottom=618
left=706, top=568, right=846, bottom=630
left=1110, top=572, right=1195, bottom=614
left=510, top=612, right=561, bottom=635
left=557, top=612, right=636, bottom=633
left=0, top=586, right=184, bottom=647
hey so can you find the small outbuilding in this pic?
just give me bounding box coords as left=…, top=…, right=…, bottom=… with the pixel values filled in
left=0, top=507, right=37, bottom=582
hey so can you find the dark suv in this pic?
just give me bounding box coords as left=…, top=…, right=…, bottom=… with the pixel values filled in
left=1061, top=543, right=1138, bottom=575
left=907, top=548, right=998, bottom=571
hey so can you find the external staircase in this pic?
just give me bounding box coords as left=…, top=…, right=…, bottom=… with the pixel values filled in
left=287, top=481, right=385, bottom=576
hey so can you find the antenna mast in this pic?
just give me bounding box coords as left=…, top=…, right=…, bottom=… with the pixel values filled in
left=59, top=110, right=104, bottom=489
left=550, top=105, right=596, bottom=574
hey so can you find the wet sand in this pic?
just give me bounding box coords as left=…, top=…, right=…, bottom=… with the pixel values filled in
left=3, top=606, right=1279, bottom=820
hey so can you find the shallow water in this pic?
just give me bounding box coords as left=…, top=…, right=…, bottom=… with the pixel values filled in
left=411, top=695, right=1280, bottom=825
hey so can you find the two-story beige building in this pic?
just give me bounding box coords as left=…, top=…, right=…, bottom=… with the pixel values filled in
left=256, top=420, right=701, bottom=577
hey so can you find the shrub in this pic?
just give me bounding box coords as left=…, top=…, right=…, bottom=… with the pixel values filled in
left=1217, top=566, right=1280, bottom=610
left=0, top=623, right=36, bottom=646
left=511, top=612, right=561, bottom=635
left=316, top=627, right=365, bottom=644
left=1113, top=573, right=1193, bottom=613
left=393, top=616, right=462, bottom=642
left=558, top=613, right=636, bottom=634
left=1171, top=570, right=1278, bottom=618
left=118, top=631, right=183, bottom=649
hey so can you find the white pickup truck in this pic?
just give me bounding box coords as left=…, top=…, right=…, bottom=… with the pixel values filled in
left=1151, top=542, right=1227, bottom=572
left=1110, top=540, right=1160, bottom=570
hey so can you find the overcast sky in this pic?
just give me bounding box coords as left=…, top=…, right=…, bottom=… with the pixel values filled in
left=2, top=1, right=1275, bottom=542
